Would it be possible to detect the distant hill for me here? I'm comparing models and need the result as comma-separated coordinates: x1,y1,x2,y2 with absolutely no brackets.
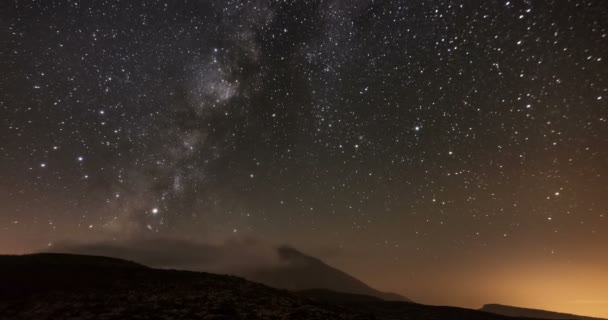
244,246,410,302
298,289,539,320
0,253,551,320
481,304,607,320
0,252,144,269
52,240,410,302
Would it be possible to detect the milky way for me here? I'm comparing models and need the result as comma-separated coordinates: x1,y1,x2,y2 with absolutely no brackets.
2,0,608,316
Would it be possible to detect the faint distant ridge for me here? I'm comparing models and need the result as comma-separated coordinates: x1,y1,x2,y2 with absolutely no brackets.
245,245,411,302
481,304,607,320
0,252,145,269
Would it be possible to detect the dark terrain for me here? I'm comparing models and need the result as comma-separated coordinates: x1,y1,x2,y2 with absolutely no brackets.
245,246,409,302
0,253,361,320
0,253,598,320
481,304,606,320
53,240,409,302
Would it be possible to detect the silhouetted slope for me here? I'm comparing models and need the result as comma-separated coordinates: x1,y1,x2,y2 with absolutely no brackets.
298,289,539,320
246,246,410,302
298,288,385,303
481,304,606,320
0,252,145,269
1,253,555,320
0,253,362,320
53,240,410,302
0,253,147,298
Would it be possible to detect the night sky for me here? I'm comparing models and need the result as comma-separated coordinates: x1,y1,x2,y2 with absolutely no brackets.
2,0,608,317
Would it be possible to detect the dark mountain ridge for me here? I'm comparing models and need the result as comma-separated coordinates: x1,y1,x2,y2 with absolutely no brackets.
481,304,606,320
0,253,553,320
0,253,360,320
52,240,409,302
245,246,410,302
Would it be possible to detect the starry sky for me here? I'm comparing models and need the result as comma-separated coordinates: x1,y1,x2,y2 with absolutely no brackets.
2,0,608,317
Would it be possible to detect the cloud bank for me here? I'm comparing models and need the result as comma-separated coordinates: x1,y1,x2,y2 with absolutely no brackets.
49,236,284,275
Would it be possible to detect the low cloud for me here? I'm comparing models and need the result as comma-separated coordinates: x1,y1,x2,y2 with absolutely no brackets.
48,236,284,275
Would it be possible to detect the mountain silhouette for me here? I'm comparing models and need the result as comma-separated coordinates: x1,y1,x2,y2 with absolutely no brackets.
51,239,410,302
481,304,606,320
0,253,361,319
245,246,410,302
0,253,559,320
